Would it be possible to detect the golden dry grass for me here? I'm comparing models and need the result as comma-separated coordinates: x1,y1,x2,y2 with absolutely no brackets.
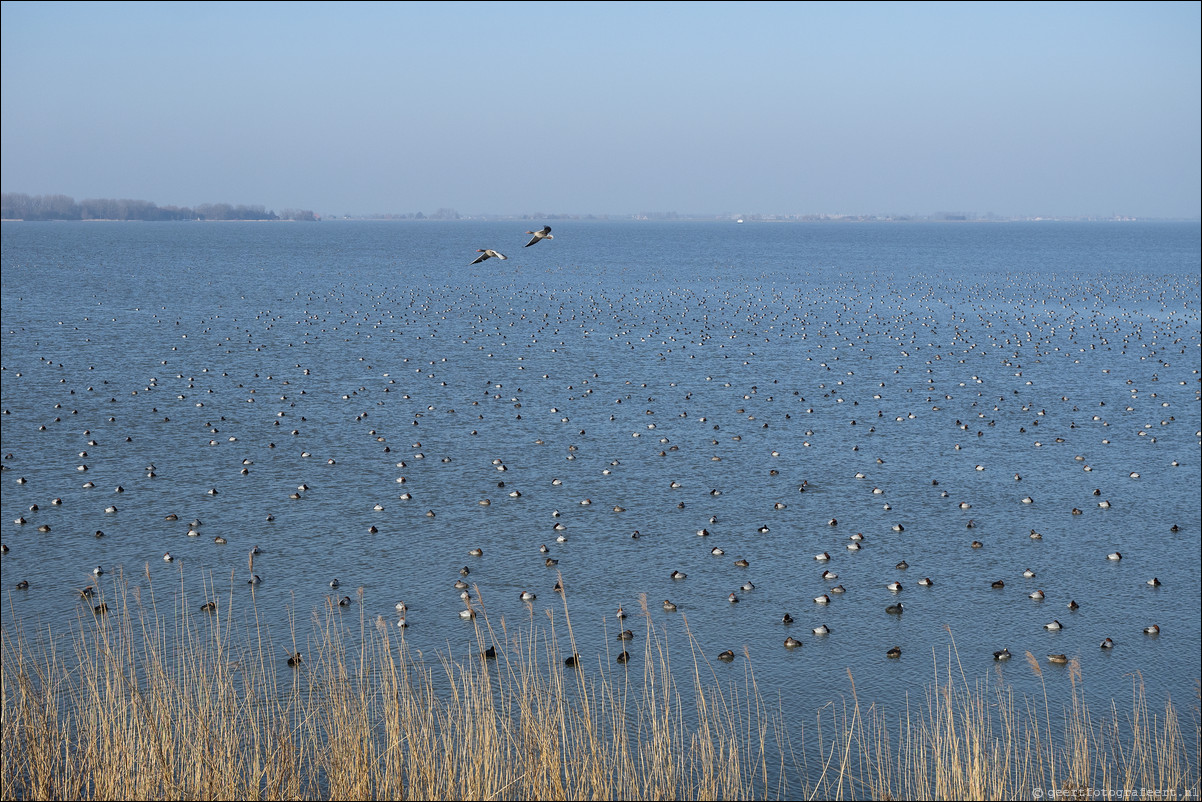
2,576,1198,800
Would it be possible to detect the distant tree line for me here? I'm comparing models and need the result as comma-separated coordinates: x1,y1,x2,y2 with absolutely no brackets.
348,208,461,220
1,193,317,222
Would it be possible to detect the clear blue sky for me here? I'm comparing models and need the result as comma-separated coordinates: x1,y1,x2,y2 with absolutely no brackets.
3,1,1199,218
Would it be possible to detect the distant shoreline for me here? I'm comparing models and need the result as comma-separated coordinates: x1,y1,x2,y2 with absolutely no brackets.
4,216,1195,224
0,218,312,222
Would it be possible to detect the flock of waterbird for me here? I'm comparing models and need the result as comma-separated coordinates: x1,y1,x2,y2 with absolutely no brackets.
2,221,1198,674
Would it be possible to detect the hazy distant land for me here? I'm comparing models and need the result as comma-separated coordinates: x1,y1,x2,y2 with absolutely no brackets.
1,192,1164,223
1,193,317,222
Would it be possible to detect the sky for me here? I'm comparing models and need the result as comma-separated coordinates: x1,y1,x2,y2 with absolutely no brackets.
2,1,1199,219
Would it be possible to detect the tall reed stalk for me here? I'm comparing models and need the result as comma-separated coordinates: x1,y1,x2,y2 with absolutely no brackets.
2,575,1198,800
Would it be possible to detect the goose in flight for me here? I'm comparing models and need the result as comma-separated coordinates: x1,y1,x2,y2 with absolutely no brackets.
524,226,553,247
470,249,507,265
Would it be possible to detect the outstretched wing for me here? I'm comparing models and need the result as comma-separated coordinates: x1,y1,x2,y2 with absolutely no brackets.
470,252,488,264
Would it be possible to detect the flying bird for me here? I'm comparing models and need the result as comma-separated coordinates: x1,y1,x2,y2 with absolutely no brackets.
470,249,507,265
524,226,553,247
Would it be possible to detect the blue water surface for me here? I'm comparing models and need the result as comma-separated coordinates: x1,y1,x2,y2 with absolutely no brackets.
2,219,1199,731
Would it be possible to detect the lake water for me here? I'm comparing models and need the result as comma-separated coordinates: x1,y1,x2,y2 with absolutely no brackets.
2,220,1199,727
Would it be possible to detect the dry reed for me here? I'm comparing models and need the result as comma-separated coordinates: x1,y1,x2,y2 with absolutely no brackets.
2,574,1198,800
